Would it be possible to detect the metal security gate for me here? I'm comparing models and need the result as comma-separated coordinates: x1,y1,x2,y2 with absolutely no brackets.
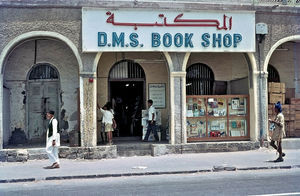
186,63,215,95
109,60,145,79
27,64,59,142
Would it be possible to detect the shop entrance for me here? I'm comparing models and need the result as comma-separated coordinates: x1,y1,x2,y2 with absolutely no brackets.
110,81,144,137
108,60,146,137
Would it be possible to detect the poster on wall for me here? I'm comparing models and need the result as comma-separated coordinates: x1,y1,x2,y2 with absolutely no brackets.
149,83,166,108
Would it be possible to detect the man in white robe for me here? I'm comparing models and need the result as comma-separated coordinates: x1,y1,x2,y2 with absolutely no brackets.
45,111,60,169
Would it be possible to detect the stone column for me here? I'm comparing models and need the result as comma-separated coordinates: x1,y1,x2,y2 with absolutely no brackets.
170,71,187,144
79,72,97,147
257,71,269,143
165,52,190,145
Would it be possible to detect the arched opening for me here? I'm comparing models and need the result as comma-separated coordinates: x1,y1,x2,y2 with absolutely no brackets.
266,39,300,138
27,63,60,144
108,59,146,137
185,53,250,141
186,63,215,95
97,52,169,145
2,35,80,148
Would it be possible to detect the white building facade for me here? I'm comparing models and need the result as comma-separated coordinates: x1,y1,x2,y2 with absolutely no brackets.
0,0,299,151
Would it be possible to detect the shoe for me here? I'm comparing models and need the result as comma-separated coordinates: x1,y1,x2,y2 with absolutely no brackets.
282,153,286,157
142,140,148,142
274,157,284,162
43,165,53,169
51,163,60,169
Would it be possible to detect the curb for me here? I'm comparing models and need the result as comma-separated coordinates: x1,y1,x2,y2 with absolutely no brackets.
1,165,300,184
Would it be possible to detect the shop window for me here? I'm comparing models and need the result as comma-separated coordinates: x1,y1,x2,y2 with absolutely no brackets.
268,64,280,83
186,63,214,95
186,95,249,141
29,63,58,80
109,60,145,80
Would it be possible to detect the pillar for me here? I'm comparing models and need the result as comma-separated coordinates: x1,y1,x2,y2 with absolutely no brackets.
257,70,269,143
170,71,187,144
165,52,190,145
79,72,97,147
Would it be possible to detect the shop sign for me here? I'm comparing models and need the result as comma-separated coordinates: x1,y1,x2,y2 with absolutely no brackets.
82,8,255,52
148,83,166,108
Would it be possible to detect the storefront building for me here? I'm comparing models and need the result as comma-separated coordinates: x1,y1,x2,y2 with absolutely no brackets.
0,0,299,153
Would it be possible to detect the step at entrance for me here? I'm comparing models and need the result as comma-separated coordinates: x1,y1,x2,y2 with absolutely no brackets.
28,148,48,160
117,143,152,157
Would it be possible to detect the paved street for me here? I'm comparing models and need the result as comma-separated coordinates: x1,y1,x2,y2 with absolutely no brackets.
1,169,300,196
0,148,300,183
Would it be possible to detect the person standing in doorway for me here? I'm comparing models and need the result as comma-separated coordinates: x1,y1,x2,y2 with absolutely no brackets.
143,99,159,142
97,104,108,144
99,102,116,145
269,101,286,162
45,111,60,169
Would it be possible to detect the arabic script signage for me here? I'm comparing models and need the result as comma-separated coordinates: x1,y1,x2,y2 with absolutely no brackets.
149,83,166,108
82,8,255,52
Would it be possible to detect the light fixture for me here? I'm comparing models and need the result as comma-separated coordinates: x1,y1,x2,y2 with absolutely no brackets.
125,83,129,87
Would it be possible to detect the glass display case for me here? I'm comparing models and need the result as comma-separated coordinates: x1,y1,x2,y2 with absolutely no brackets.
186,95,249,141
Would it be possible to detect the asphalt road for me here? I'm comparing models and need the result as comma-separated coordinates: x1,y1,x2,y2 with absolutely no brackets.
1,169,300,196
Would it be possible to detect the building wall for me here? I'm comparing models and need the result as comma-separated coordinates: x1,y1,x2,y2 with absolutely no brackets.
0,8,81,56
97,52,169,130
3,87,10,145
4,39,79,139
269,42,300,89
188,53,249,94
0,1,299,147
188,53,249,81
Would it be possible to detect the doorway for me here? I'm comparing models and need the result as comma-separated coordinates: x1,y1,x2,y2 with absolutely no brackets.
110,81,144,137
27,63,60,143
108,60,146,137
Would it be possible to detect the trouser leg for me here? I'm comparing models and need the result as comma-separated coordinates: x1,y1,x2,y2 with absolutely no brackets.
151,122,159,141
46,146,56,164
144,123,152,141
46,145,59,164
144,122,159,141
277,141,283,157
270,140,277,150
100,132,106,143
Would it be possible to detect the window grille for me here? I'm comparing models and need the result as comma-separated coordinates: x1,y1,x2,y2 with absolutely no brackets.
186,63,214,95
29,63,58,80
109,60,145,79
268,64,280,83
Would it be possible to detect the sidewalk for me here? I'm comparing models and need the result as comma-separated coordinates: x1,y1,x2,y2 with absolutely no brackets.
1,148,300,183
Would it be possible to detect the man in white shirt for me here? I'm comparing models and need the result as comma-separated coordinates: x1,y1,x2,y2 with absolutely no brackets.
143,99,159,142
45,110,60,169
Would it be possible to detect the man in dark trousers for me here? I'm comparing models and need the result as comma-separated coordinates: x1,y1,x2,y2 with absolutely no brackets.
45,110,60,169
143,99,159,142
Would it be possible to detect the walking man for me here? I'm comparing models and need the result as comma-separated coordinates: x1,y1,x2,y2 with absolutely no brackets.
269,101,286,162
143,99,159,142
45,110,60,169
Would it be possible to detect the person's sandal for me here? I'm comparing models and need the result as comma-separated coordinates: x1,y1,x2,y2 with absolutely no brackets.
51,163,60,169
